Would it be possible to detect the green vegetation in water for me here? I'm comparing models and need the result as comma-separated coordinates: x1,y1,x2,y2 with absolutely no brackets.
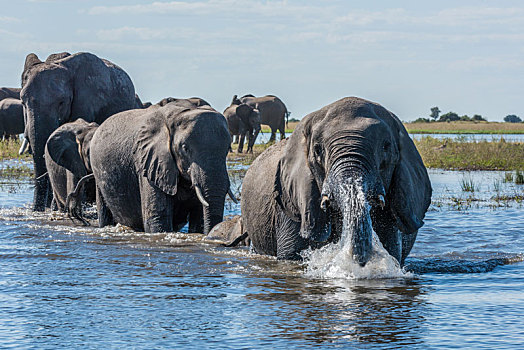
0,164,34,179
0,139,31,161
414,137,524,171
460,174,477,192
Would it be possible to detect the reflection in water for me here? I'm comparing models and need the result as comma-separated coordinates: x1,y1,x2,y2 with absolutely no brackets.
243,265,428,347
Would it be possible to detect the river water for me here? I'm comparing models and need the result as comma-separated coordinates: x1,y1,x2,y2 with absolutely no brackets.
0,160,523,349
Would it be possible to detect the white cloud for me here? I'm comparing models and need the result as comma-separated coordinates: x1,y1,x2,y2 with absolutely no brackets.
0,16,20,23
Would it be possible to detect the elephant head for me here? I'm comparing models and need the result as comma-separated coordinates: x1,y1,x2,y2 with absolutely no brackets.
45,118,98,177
134,101,232,234
274,97,431,266
21,54,74,210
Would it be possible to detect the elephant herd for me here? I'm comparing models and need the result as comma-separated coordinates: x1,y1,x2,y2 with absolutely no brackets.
3,51,432,268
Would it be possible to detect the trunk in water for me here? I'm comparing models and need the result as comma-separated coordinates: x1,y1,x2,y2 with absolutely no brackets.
332,177,373,267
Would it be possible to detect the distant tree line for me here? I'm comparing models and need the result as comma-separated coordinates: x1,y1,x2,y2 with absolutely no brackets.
413,106,523,123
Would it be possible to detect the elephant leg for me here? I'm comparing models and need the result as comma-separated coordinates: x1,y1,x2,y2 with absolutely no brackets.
276,212,307,260
237,134,245,153
139,176,174,233
401,231,418,266
371,207,402,264
268,128,276,143
279,120,286,140
188,206,203,233
96,185,114,228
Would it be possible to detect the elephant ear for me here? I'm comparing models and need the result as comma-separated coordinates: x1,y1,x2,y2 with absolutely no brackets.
21,53,43,87
274,120,329,241
134,111,178,196
235,104,253,125
46,126,88,178
390,120,432,234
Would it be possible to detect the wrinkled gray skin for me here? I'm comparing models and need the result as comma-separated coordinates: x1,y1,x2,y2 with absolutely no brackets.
44,119,98,214
0,98,24,140
0,87,21,100
90,100,232,234
240,94,288,142
20,52,141,211
223,95,261,153
206,215,249,246
242,97,432,266
157,97,210,108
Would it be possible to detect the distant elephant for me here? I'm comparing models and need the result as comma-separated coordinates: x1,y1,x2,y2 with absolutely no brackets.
240,94,288,142
90,99,234,234
44,119,98,222
0,98,24,140
20,51,141,211
0,87,21,101
223,95,261,153
241,97,432,266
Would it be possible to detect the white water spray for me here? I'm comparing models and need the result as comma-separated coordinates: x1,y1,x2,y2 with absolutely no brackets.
303,178,411,279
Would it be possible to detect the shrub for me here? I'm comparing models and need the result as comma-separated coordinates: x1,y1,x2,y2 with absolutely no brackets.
439,112,460,122
504,115,522,123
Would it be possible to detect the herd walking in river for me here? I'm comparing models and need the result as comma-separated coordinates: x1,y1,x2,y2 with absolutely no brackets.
2,51,431,267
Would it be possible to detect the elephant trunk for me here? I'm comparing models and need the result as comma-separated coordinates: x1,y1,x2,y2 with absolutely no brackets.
323,158,385,267
27,112,57,211
190,161,228,234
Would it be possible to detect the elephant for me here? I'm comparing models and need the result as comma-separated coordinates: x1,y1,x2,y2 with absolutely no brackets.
239,94,288,142
89,99,234,234
44,119,98,222
0,87,21,101
223,95,261,153
20,51,141,211
0,98,24,140
241,97,432,266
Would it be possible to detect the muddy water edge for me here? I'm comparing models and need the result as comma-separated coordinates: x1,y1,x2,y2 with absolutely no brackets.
0,159,523,349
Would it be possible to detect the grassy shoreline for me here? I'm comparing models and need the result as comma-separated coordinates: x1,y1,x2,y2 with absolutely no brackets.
404,121,524,134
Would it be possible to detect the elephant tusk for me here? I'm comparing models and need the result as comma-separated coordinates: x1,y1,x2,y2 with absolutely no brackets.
195,185,209,207
378,194,386,209
19,138,29,155
320,195,330,211
228,188,239,204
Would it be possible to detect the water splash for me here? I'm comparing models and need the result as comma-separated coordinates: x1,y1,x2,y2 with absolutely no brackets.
303,178,410,280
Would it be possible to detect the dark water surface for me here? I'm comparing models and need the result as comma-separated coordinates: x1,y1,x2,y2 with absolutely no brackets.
1,161,523,349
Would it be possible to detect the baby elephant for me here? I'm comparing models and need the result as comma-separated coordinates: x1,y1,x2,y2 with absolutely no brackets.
0,98,24,140
90,99,234,234
45,119,98,224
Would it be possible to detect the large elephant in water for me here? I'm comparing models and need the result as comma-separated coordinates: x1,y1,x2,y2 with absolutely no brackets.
90,99,234,234
20,52,141,211
241,97,432,266
0,98,24,140
240,94,288,142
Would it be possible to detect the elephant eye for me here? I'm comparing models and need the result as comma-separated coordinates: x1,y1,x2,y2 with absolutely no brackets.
313,144,323,162
383,141,391,152
181,144,189,153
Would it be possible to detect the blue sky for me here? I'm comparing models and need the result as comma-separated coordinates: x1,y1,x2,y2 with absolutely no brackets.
1,0,523,121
